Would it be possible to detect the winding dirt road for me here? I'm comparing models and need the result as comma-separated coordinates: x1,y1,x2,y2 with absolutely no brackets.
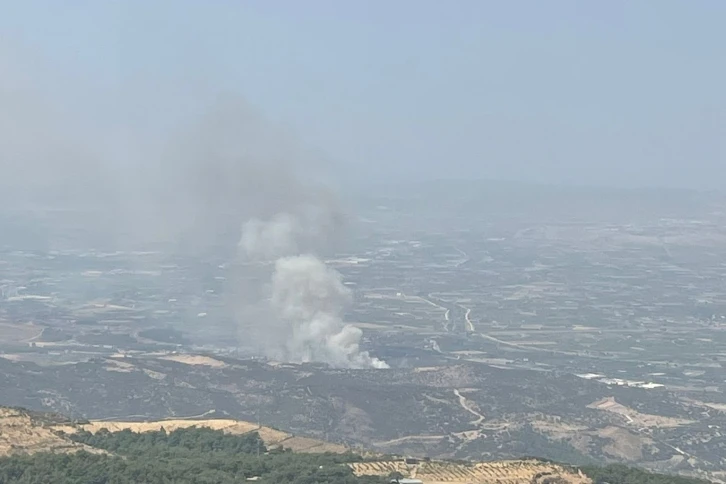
454,389,484,426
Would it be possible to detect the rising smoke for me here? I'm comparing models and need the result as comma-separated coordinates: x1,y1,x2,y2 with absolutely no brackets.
239,216,388,369
1,42,386,369
160,100,387,368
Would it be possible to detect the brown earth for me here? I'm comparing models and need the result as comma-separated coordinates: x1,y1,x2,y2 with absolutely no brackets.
0,408,101,456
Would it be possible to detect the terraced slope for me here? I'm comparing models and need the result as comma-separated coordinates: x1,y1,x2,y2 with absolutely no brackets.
351,459,591,484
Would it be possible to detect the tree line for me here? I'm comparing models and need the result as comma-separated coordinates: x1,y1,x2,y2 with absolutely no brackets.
0,426,383,484
0,426,714,484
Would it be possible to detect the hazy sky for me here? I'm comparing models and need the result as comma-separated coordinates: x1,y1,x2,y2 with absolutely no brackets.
2,0,725,189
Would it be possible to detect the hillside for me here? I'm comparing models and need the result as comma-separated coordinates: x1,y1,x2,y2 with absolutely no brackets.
0,406,715,484
1,355,724,481
0,407,345,456
0,407,587,483
0,407,100,456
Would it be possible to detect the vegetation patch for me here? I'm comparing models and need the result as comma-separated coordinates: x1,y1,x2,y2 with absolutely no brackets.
0,426,384,484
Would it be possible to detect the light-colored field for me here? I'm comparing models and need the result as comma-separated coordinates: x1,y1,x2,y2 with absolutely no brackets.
373,435,448,447
104,358,136,372
72,301,136,317
142,368,166,380
351,322,391,330
507,340,558,346
461,357,514,366
701,402,726,412
0,321,43,343
70,418,257,435
357,293,447,332
157,354,229,368
587,397,694,428
414,366,442,372
0,354,23,362
683,398,726,413
351,459,591,484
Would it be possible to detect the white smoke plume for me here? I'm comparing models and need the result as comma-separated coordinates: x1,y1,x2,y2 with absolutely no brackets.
1,43,385,369
238,215,388,369
270,255,388,369
240,214,302,261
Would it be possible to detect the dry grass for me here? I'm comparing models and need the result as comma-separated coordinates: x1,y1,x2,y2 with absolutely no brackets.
74,419,257,435
0,408,102,457
157,354,229,368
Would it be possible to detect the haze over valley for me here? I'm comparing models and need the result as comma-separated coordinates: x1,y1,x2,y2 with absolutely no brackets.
1,2,725,483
